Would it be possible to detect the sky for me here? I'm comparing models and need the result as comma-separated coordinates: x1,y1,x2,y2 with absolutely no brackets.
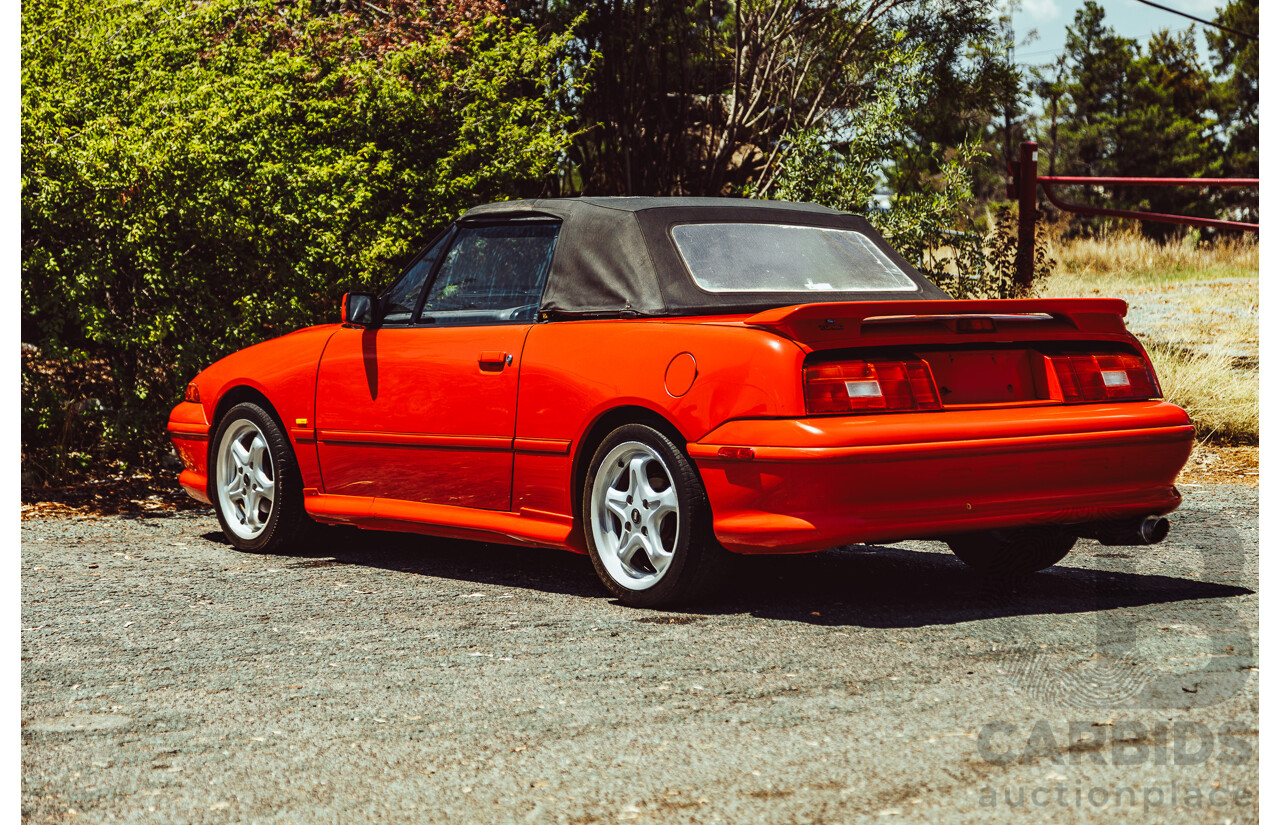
1008,0,1227,71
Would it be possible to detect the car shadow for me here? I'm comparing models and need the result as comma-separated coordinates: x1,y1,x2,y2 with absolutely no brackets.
712,546,1253,628
201,526,606,598
198,528,1253,629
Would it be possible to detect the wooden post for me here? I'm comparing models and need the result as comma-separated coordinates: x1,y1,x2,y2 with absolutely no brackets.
1015,141,1038,293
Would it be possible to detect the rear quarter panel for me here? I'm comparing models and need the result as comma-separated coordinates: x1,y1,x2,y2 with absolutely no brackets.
513,319,805,522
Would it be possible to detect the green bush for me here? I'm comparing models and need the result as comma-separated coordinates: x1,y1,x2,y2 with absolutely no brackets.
22,0,579,482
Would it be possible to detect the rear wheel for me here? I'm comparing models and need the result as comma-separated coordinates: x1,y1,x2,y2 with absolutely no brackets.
211,402,311,554
583,423,725,607
947,526,1076,576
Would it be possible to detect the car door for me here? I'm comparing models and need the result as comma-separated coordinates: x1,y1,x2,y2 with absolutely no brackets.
315,218,560,510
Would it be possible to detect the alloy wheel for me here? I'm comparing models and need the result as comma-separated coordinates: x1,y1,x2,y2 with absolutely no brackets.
589,440,681,591
216,419,276,541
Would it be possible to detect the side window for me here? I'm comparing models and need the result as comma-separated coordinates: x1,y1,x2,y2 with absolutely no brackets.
380,228,451,324
418,221,559,326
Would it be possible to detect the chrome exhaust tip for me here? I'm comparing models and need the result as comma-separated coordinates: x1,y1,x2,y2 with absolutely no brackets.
1137,515,1170,545
1089,515,1170,546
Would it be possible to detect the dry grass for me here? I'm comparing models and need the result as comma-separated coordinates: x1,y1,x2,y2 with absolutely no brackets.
1048,229,1258,282
1037,230,1259,447
1147,338,1259,445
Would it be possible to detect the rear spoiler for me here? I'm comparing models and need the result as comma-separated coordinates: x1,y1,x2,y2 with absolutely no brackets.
743,299,1129,338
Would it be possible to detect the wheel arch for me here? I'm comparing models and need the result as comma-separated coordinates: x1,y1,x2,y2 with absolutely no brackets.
570,405,687,526
206,385,287,499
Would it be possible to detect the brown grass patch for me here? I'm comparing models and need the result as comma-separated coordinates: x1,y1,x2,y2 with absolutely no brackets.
1177,444,1258,486
20,473,208,520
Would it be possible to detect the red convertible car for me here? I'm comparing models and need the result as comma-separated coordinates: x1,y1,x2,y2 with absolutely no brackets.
169,198,1193,606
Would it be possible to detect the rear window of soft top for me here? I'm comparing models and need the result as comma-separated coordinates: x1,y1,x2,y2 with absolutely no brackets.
670,222,918,294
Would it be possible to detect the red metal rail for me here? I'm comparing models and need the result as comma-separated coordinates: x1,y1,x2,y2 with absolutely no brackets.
1008,141,1259,290
1036,176,1257,186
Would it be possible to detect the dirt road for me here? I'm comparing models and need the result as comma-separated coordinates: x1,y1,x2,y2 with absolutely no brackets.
22,484,1258,824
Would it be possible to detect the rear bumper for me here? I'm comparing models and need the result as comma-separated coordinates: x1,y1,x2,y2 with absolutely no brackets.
687,401,1194,553
168,401,212,505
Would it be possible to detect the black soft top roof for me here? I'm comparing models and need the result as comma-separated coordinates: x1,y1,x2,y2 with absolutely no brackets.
459,197,948,317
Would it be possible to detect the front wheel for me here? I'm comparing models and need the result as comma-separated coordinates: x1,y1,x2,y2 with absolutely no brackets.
211,401,311,554
583,423,725,607
947,526,1077,576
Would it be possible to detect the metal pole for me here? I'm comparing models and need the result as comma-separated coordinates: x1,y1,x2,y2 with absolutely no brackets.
1015,141,1038,293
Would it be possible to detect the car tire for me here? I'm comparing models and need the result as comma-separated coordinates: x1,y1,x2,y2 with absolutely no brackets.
947,526,1077,576
583,423,726,607
210,401,312,554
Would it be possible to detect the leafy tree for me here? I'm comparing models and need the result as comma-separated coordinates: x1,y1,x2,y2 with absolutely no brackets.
1207,0,1257,220
887,0,1024,203
1114,27,1219,220
1207,0,1258,176
520,0,733,196
1032,2,1220,235
1029,53,1069,176
508,0,1026,292
1054,2,1140,178
764,46,1047,299
512,0,1016,198
22,0,579,480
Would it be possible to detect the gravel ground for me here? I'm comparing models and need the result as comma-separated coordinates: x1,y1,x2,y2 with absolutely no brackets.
22,484,1257,824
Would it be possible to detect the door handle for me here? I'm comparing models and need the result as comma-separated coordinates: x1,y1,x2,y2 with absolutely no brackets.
478,351,513,368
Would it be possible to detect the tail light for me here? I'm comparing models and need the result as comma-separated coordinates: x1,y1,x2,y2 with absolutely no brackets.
1049,353,1158,402
804,359,941,414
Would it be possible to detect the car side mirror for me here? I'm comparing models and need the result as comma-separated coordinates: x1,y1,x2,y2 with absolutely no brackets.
341,292,378,326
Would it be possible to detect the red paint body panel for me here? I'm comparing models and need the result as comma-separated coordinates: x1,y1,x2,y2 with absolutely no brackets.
303,492,573,547
689,402,1192,552
743,299,1131,344
167,400,212,504
168,323,339,501
314,324,531,509
170,297,1193,555
510,320,806,523
517,320,807,440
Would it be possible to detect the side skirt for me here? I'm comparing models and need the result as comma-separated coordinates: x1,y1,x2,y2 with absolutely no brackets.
302,492,577,551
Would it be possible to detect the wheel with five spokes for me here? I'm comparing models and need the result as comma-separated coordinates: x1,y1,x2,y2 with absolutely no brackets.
583,423,726,607
211,401,310,553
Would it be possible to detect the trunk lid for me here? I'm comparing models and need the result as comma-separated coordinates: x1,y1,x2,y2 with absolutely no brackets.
743,299,1152,409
